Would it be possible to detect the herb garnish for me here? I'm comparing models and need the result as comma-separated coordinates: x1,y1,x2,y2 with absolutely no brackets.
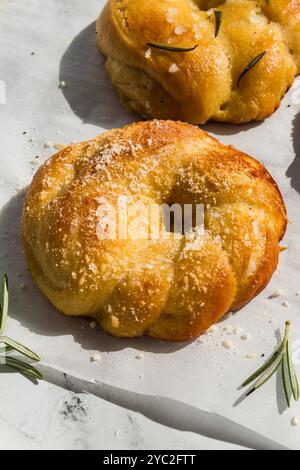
214,11,222,37
242,321,299,407
238,51,266,87
147,43,198,52
0,274,42,380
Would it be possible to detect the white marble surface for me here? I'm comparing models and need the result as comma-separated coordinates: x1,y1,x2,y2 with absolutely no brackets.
0,0,299,450
0,371,247,450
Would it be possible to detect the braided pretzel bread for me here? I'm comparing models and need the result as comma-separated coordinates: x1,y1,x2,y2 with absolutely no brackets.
22,121,287,341
96,0,300,124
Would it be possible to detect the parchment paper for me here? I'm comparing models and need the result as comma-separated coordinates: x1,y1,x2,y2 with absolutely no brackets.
0,0,300,449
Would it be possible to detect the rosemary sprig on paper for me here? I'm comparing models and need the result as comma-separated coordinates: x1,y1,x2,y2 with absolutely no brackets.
242,321,299,407
147,43,198,52
238,51,266,87
0,274,43,380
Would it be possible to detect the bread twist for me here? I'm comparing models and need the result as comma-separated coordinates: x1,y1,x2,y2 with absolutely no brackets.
97,0,300,124
22,121,287,340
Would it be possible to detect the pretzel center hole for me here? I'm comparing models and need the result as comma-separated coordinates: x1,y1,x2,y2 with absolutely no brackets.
163,202,204,236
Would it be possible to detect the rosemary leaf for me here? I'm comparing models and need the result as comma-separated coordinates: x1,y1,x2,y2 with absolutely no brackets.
147,43,198,52
0,344,13,354
0,274,8,335
238,51,266,87
282,352,291,408
0,274,42,381
4,356,43,380
214,11,222,38
0,336,40,362
287,340,300,401
242,344,284,387
246,349,284,396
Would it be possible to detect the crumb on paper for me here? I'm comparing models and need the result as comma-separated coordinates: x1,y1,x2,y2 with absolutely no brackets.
291,416,299,427
135,352,145,360
222,340,234,350
207,325,218,335
241,334,251,341
90,352,101,362
233,327,242,335
268,289,284,299
246,353,257,359
30,156,42,167
222,325,232,332
44,141,53,149
282,301,290,308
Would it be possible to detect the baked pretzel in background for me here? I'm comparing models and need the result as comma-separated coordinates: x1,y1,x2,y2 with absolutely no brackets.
97,0,300,124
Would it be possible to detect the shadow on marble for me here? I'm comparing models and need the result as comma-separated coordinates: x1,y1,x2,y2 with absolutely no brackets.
0,365,39,385
59,22,136,130
202,119,262,137
286,112,300,194
0,189,188,355
42,364,285,450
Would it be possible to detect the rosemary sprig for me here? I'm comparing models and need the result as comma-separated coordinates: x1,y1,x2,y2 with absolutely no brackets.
282,353,291,407
5,357,43,380
1,336,40,361
242,321,299,407
0,344,13,354
214,11,222,38
147,43,198,53
287,340,300,400
238,51,266,87
0,274,42,380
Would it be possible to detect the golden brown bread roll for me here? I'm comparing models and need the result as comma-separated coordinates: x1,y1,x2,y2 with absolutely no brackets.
22,120,287,341
96,0,300,124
